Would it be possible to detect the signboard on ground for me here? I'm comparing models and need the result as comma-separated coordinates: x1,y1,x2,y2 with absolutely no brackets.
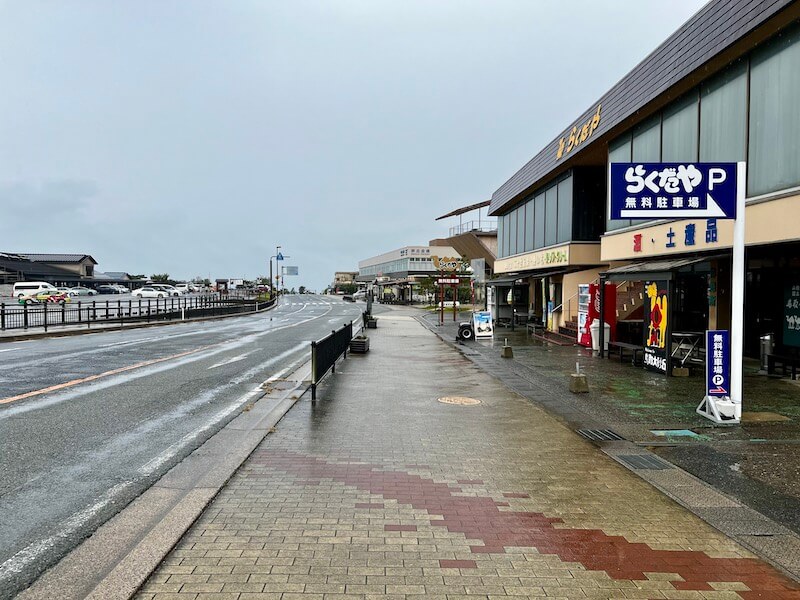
706,330,731,397
783,281,800,347
642,280,669,373
610,163,738,219
473,311,493,338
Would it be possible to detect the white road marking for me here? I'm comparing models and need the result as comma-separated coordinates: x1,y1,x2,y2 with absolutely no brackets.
0,346,311,583
138,344,308,476
0,348,20,353
0,480,135,581
207,352,254,370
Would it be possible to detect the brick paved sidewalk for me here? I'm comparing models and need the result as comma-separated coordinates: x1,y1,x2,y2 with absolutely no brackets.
136,311,800,600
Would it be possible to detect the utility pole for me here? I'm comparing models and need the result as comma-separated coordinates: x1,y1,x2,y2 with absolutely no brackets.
270,245,282,303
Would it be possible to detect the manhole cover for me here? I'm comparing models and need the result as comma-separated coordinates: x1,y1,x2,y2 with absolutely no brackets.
438,396,481,406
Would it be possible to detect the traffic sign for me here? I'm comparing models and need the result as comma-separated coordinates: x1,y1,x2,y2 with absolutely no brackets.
610,162,739,220
436,278,460,285
276,252,284,261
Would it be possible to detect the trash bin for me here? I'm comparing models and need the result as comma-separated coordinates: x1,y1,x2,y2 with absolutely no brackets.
590,320,611,352
760,333,774,371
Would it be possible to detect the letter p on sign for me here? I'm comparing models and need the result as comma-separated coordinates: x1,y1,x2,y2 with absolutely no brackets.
708,168,727,190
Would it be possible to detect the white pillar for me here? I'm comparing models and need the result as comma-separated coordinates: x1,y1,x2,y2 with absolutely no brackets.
730,161,747,420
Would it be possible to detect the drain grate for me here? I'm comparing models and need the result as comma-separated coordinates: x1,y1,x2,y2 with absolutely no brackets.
577,429,625,442
617,454,674,470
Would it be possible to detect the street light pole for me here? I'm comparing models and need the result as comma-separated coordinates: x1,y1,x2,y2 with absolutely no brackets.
270,245,281,304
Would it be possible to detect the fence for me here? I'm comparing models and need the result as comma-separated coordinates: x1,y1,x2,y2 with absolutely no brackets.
310,321,353,400
0,295,276,333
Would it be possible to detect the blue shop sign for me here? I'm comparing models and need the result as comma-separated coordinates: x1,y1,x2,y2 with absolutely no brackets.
610,163,738,220
706,330,731,397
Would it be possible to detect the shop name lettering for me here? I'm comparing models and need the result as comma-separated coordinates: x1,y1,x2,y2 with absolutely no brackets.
633,219,718,252
556,105,601,160
643,350,667,372
432,256,465,272
504,249,569,269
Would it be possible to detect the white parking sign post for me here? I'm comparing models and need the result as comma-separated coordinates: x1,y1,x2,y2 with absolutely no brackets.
610,161,745,424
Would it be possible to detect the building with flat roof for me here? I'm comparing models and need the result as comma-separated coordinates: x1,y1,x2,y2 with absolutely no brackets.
489,0,800,361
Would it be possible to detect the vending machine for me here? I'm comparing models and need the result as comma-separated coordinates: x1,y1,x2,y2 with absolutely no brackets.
578,283,617,347
577,284,591,346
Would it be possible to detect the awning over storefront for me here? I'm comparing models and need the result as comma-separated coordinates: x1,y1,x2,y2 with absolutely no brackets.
602,255,725,282
488,267,571,286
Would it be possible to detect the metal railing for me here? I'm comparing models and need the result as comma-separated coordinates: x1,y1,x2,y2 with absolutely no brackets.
0,295,276,333
310,321,354,400
448,220,497,237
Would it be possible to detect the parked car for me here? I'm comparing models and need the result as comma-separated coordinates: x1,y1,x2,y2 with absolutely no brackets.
152,284,181,296
175,283,198,293
342,295,355,302
68,286,97,296
18,290,71,305
96,285,122,294
111,284,130,293
12,282,58,299
132,286,167,298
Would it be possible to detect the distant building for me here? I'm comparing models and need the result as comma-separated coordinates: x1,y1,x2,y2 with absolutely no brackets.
357,244,462,303
333,271,358,285
17,253,97,278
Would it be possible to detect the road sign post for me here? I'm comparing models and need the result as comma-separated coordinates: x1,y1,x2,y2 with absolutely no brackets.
610,162,744,424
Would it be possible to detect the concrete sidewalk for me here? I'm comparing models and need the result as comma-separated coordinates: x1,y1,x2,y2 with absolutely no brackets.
135,309,800,599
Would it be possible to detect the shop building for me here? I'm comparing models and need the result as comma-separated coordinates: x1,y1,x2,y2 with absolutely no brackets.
489,0,800,364
432,200,497,307
357,244,462,304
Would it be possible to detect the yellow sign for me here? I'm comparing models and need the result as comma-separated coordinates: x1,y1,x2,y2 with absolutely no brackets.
557,104,602,160
432,255,466,272
494,245,570,273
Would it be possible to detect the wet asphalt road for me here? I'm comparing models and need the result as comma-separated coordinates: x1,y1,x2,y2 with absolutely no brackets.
0,295,362,598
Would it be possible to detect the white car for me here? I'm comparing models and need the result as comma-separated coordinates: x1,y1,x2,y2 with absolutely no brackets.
132,286,167,298
112,284,130,293
175,283,197,293
151,284,182,296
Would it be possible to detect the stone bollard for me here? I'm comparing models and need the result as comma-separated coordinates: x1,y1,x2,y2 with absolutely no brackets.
501,338,513,358
569,362,589,393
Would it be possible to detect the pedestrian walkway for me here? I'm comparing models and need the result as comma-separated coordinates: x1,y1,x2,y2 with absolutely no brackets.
136,310,800,599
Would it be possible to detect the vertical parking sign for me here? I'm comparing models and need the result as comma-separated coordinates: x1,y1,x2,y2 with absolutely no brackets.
706,330,731,397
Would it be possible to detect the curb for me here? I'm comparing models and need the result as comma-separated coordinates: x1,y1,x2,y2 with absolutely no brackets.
17,361,311,600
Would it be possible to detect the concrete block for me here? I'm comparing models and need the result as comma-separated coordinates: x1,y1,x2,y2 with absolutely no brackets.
569,373,589,393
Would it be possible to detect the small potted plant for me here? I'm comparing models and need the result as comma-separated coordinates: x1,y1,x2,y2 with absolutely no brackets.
349,335,370,353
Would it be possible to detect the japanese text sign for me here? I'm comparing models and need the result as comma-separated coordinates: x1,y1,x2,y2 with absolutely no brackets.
705,330,731,397
784,282,800,347
610,163,738,220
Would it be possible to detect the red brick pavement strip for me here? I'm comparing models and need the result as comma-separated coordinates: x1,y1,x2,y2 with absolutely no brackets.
253,449,800,599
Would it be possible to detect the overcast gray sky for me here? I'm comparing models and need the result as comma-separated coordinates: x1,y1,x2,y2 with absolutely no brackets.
0,0,707,290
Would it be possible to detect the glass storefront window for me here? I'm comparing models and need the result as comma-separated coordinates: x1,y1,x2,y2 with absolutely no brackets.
524,196,535,252
700,61,746,162
517,205,525,254
497,215,504,258
749,25,800,196
632,116,661,161
545,186,558,247
557,176,572,243
661,92,698,161
534,192,545,249
607,134,632,231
